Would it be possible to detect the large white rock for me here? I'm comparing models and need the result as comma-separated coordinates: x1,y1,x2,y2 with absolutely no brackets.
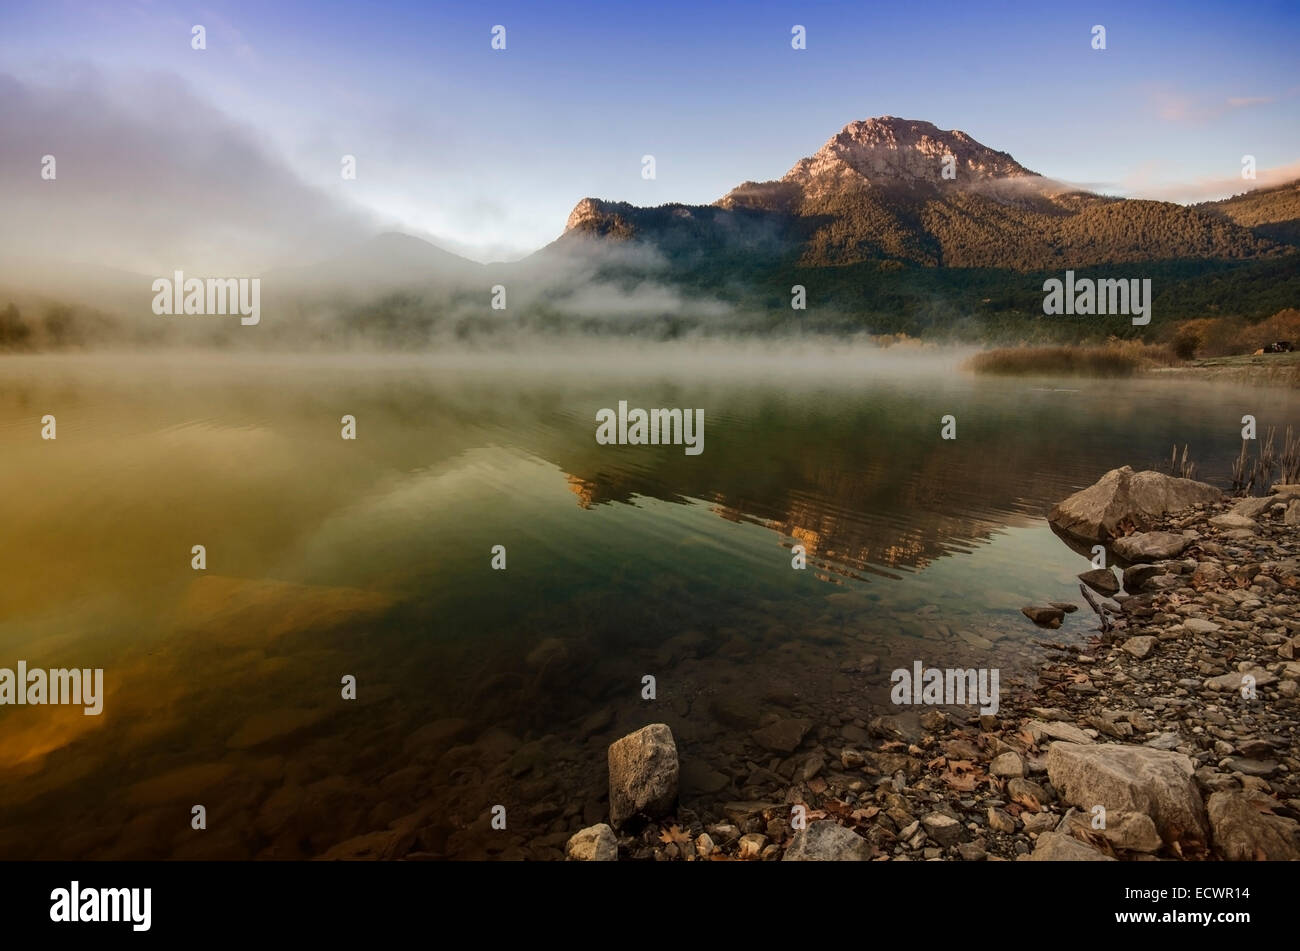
1046,742,1208,844
1049,466,1220,543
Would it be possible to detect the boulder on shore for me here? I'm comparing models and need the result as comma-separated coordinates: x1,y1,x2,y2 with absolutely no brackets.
1206,790,1300,861
1046,742,1208,844
608,724,679,828
1049,466,1220,543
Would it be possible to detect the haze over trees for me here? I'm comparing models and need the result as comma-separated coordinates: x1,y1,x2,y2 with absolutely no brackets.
3,118,1297,352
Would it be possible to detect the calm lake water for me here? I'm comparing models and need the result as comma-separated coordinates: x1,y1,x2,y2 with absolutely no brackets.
1,346,1297,859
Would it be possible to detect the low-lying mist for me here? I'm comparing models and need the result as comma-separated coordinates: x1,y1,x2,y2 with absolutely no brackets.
0,231,949,352
0,337,973,384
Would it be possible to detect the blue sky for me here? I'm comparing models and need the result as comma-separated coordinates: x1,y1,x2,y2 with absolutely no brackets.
2,0,1298,263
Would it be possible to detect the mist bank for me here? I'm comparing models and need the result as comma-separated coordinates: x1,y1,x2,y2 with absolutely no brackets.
2,267,1299,356
1,229,1298,354
0,339,972,384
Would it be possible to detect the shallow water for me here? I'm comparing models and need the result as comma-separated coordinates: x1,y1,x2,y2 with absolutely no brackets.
1,348,1296,859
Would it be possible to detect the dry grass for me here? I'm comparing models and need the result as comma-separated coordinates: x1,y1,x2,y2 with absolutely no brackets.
1284,426,1300,485
1166,444,1197,480
967,340,1177,377
1231,425,1300,496
1174,309,1300,358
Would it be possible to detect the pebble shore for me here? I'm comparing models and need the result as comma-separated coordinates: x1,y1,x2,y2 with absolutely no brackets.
569,483,1300,861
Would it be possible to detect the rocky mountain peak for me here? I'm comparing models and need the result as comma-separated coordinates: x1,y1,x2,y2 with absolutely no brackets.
783,116,1038,190
563,197,640,238
565,198,606,231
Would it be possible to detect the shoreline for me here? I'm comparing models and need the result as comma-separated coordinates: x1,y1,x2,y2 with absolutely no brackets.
578,479,1300,862
1148,355,1300,387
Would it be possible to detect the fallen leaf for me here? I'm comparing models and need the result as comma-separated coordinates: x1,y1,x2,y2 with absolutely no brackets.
658,824,692,847
1072,829,1115,857
1012,792,1042,813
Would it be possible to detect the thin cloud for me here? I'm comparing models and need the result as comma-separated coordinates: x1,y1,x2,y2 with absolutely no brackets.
1118,160,1300,203
1226,96,1274,108
1148,85,1278,123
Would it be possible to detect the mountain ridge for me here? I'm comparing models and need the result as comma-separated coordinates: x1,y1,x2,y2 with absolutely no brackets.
556,116,1293,271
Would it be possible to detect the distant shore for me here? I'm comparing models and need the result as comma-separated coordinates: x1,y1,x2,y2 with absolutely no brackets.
1151,352,1300,387
969,345,1300,386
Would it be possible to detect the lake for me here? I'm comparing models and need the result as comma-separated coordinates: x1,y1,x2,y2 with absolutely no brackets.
1,345,1296,859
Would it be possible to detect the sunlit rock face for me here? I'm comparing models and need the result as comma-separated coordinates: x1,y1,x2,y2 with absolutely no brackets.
781,116,1037,192
563,198,637,239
